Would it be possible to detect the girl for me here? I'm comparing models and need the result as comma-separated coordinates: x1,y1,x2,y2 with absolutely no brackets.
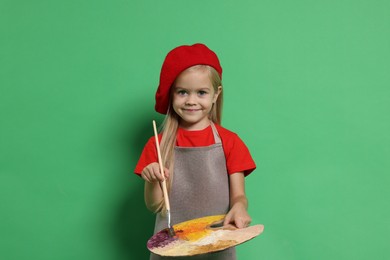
134,43,256,259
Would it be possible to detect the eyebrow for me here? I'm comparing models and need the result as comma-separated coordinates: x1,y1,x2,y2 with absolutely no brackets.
174,86,211,91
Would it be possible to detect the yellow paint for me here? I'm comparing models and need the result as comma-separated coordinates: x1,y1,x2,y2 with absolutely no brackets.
173,215,225,241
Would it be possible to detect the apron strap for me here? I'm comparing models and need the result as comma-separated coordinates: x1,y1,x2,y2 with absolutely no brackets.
210,122,222,144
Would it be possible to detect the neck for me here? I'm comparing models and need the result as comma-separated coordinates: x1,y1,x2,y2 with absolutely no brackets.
179,120,211,131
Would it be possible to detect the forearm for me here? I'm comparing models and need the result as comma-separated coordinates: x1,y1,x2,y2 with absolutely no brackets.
229,172,248,210
230,194,248,210
144,181,164,213
223,172,252,228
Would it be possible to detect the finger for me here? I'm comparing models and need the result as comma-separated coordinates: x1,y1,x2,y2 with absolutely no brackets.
149,164,163,182
141,171,151,183
223,215,232,226
154,168,165,182
239,218,251,228
163,167,170,179
146,169,156,183
147,167,160,183
236,218,245,229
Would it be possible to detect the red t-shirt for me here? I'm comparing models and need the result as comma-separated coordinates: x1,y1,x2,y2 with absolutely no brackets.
134,124,256,176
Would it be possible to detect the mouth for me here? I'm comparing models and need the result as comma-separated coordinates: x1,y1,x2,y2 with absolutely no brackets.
182,109,201,112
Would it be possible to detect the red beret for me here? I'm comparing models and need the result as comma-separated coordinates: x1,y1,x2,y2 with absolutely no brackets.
155,43,223,114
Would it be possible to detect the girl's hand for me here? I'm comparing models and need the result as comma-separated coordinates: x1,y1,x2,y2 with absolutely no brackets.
141,162,169,183
223,203,252,229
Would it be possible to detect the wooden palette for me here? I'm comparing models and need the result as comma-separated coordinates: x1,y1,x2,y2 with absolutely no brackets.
147,215,264,257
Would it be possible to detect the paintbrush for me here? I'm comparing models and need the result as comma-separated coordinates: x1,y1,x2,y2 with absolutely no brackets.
153,120,176,237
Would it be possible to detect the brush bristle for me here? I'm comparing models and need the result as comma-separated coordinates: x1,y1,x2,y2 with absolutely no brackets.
168,227,176,237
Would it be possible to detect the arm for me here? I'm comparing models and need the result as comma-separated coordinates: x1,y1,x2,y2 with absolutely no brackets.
223,172,252,228
141,162,169,213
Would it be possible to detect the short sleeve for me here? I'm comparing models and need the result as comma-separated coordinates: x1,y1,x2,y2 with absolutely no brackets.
134,136,158,176
216,125,256,176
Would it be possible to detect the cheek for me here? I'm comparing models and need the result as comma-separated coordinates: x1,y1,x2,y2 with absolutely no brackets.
209,95,217,104
172,95,182,105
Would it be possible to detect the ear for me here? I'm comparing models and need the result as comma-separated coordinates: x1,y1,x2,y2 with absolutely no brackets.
213,86,222,103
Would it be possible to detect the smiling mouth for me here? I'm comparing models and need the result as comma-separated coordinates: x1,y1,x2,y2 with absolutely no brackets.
183,109,201,112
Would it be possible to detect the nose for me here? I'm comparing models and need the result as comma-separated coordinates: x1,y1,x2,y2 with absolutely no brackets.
185,94,196,106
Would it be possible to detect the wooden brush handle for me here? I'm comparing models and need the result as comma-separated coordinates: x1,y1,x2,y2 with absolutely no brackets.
152,120,171,211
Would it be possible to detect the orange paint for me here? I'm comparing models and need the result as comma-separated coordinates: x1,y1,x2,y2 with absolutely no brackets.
173,215,224,241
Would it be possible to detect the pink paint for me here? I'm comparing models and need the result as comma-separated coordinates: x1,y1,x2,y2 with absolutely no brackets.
147,228,177,249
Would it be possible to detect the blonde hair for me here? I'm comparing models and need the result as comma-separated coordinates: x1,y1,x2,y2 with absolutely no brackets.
155,65,223,213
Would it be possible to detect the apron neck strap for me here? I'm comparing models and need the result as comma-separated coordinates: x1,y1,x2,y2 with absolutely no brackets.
210,122,222,144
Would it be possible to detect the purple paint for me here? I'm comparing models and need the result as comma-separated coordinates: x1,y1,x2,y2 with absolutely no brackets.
147,228,178,249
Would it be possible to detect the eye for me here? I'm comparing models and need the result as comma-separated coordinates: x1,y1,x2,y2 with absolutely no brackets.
198,90,208,96
176,90,188,96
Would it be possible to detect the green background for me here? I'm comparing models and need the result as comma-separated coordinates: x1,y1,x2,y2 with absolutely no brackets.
1,0,389,259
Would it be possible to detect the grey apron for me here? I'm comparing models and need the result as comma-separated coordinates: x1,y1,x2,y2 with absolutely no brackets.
150,123,236,260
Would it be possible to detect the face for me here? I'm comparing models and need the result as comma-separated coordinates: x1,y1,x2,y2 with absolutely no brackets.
172,68,221,130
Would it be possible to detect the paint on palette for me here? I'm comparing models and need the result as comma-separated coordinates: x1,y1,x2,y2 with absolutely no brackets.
147,228,177,249
147,215,264,257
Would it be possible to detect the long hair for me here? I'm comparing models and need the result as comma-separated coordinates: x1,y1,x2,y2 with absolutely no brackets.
155,65,223,213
